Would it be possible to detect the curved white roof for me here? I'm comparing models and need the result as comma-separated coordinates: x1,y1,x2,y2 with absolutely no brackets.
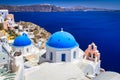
93,71,120,80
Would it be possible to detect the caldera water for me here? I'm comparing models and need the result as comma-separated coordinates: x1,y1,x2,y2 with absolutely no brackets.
11,11,120,73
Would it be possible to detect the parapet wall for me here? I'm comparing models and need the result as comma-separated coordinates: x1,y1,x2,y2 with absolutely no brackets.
14,64,24,80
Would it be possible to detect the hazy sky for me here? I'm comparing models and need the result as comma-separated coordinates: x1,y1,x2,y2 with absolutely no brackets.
0,0,120,9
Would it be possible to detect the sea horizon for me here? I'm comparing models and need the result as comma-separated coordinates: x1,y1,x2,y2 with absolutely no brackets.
0,0,120,10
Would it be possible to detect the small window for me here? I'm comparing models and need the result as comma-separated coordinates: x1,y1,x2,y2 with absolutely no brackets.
27,48,29,52
3,57,5,60
61,53,66,61
73,51,76,59
50,52,53,60
91,45,94,50
14,52,22,56
87,73,88,75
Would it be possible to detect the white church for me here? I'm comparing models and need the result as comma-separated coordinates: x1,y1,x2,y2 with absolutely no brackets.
46,29,80,62
10,29,101,78
45,29,101,76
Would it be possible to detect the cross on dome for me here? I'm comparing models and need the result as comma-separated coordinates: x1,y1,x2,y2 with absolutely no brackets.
61,28,64,32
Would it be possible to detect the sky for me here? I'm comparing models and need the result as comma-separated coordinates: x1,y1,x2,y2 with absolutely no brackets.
0,0,120,9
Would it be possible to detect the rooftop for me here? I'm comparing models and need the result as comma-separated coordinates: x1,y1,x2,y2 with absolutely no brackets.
24,63,90,80
46,31,79,49
13,34,32,47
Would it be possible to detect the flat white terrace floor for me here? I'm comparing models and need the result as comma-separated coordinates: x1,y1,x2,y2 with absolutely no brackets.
24,62,90,80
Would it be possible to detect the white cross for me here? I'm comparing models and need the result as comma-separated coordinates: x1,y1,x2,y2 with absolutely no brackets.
61,28,63,32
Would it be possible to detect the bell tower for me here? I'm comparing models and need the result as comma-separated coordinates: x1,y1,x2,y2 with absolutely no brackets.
83,42,100,62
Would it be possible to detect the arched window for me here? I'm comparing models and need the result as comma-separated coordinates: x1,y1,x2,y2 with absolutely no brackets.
91,45,94,50
73,51,76,59
50,52,53,60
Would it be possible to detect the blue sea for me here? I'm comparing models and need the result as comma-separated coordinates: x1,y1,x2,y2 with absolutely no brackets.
11,11,120,73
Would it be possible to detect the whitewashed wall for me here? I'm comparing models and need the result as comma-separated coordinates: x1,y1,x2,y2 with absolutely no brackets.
0,17,4,23
13,45,32,56
0,10,8,19
14,64,24,80
46,46,80,62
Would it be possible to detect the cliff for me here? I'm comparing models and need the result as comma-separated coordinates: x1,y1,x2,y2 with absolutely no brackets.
17,21,51,48
0,4,113,12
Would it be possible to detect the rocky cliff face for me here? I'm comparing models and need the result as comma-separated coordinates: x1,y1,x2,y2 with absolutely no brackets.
17,21,51,48
0,4,112,12
0,4,66,12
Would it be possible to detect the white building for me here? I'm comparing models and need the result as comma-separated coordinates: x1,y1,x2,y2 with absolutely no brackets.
45,30,102,78
0,37,9,65
0,44,8,65
12,33,33,56
0,10,8,19
0,16,4,23
0,9,16,29
7,17,15,27
46,30,80,62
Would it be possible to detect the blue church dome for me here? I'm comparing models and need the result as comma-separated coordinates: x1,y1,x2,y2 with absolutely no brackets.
13,34,32,47
46,31,79,48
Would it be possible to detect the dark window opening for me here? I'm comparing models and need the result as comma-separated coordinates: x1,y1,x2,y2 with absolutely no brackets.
93,54,95,58
89,53,91,57
14,52,22,56
27,48,29,52
14,27,18,29
3,57,5,59
91,45,94,50
87,73,88,75
73,51,76,58
50,52,53,60
61,54,66,61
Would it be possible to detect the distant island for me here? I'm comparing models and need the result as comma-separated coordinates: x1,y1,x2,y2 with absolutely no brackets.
0,4,118,12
